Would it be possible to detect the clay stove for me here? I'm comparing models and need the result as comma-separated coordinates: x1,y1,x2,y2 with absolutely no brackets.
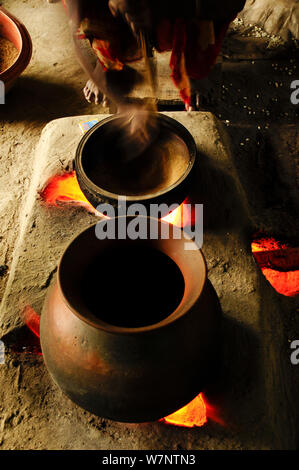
0,112,297,449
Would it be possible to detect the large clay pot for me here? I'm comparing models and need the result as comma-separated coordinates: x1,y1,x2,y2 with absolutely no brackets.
0,7,32,93
40,217,221,423
75,114,197,217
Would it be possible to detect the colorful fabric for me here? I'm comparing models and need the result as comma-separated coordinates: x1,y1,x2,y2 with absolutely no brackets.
64,1,233,107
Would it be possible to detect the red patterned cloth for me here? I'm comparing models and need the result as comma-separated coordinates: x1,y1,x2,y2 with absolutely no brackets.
63,1,233,107
167,19,232,106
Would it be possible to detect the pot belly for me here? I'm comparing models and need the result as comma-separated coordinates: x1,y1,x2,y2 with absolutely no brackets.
40,279,221,423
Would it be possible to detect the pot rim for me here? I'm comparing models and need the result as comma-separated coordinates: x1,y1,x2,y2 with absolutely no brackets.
56,216,207,335
75,113,197,203
0,7,32,80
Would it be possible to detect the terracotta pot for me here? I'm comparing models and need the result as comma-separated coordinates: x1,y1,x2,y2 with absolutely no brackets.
40,217,221,422
75,114,197,217
0,7,32,93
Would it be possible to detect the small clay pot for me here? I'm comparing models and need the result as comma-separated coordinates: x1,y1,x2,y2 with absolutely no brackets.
40,217,222,423
0,7,32,93
75,114,197,217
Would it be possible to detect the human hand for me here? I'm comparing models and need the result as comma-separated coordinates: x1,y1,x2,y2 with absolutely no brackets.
108,0,152,35
117,105,158,162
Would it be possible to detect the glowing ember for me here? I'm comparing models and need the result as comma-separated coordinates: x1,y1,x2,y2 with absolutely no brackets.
251,235,299,297
251,237,288,253
40,172,192,227
12,305,43,355
161,393,207,428
21,305,41,338
163,199,193,228
40,171,95,212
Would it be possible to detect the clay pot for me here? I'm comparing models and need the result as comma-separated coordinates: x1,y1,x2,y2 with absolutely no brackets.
75,114,197,217
0,7,32,93
40,217,221,423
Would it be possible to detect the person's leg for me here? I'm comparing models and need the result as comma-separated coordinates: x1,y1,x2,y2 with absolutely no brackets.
189,60,222,111
185,17,233,111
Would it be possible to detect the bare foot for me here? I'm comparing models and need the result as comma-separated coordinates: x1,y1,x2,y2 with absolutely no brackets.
83,79,109,107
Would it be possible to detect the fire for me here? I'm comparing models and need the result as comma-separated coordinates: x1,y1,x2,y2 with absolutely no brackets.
251,237,288,253
161,393,207,428
21,305,40,338
163,199,193,228
41,172,192,227
40,171,95,212
251,235,299,297
14,305,42,355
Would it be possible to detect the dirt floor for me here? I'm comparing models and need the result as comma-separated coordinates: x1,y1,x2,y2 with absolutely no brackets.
0,0,107,302
0,0,298,450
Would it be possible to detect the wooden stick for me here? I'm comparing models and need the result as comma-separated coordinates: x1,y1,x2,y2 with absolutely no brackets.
138,31,157,111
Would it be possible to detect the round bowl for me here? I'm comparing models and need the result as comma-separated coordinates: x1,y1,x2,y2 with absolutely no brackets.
75,114,197,216
40,217,222,422
0,7,32,93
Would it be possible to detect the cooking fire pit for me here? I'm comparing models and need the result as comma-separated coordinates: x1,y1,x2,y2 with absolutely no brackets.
1,112,296,449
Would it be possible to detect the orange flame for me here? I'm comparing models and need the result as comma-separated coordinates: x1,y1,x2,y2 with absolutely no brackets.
163,199,193,228
21,305,40,338
251,236,299,297
161,393,207,428
40,172,192,227
251,237,288,253
40,171,95,212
